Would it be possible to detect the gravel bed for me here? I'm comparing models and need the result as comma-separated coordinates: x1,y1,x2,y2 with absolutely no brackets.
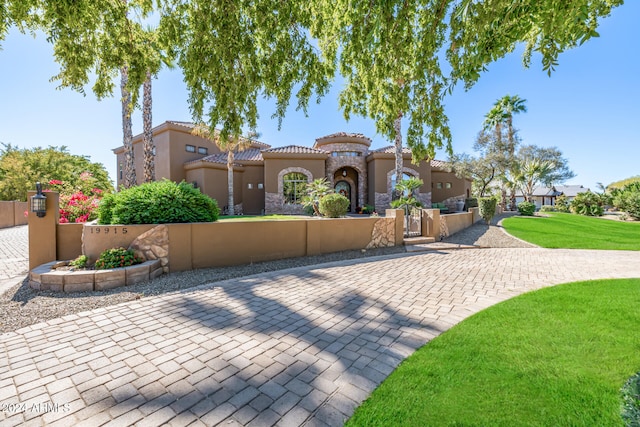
0,246,406,334
441,212,538,248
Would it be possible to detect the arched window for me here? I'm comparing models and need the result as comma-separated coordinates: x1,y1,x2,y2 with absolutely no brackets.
391,172,412,194
283,172,307,204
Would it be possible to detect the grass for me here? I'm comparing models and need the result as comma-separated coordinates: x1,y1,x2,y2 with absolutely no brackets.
217,214,308,222
501,212,640,250
347,279,640,426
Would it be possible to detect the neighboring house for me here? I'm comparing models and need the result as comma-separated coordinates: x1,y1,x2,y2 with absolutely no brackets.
114,121,472,215
515,185,590,209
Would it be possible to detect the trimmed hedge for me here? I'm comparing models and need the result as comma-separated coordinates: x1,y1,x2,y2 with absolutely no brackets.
479,197,497,225
97,180,219,225
319,193,350,218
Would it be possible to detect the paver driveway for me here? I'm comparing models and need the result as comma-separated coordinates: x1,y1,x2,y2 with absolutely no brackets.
0,225,28,287
2,247,640,426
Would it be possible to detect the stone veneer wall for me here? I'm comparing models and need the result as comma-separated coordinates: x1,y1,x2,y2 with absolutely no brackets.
265,167,313,214
365,217,396,248
326,156,367,208
376,167,429,211
129,225,170,273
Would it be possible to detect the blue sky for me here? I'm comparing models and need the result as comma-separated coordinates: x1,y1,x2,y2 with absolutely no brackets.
1,3,638,191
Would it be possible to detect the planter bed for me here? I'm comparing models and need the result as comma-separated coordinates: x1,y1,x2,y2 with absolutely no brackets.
28,259,163,292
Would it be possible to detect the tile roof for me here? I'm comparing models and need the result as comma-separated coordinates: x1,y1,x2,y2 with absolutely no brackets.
187,148,264,165
430,159,449,169
316,132,371,142
262,145,328,154
167,120,196,129
168,121,271,149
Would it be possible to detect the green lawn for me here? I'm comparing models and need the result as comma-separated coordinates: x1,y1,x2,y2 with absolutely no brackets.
347,279,640,426
501,212,640,250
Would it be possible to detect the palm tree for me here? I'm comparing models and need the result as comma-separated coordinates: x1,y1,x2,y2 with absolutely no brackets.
192,124,254,215
142,71,154,183
514,158,555,202
484,94,527,210
498,95,527,210
121,65,136,188
392,113,404,201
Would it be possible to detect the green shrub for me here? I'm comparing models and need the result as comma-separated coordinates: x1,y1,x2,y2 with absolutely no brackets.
390,196,422,210
94,248,143,270
479,197,497,225
570,191,604,216
97,192,116,225
613,184,640,220
361,204,375,214
554,195,570,213
517,201,536,216
621,372,640,426
465,198,478,209
539,205,556,213
98,179,219,224
319,193,350,218
69,255,88,269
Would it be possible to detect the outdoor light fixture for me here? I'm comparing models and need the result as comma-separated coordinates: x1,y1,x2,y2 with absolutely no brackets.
31,182,47,218
342,169,347,177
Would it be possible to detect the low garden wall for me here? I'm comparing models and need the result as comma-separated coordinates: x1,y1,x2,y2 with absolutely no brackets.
0,201,28,229
80,211,403,272
29,203,404,275
423,207,481,240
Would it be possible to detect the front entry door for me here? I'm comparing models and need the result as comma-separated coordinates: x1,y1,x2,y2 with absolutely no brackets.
335,181,351,211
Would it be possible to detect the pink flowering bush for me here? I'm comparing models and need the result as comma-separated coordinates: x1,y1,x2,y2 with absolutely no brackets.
48,174,105,223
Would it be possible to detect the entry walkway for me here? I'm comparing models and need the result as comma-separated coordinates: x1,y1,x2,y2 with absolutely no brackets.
2,247,640,426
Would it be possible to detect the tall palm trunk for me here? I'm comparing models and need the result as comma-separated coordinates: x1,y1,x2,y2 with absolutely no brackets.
227,150,235,215
142,71,155,183
393,112,403,201
121,65,136,188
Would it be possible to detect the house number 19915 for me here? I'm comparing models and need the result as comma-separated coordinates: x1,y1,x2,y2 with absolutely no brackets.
89,227,127,235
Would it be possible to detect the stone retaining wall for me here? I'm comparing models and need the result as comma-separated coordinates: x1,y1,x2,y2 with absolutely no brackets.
29,259,163,292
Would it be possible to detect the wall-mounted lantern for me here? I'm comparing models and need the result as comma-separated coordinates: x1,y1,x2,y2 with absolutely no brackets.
31,182,47,217
342,169,347,177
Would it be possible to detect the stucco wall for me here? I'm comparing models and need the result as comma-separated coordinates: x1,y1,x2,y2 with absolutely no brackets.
57,223,84,261
42,211,404,272
423,207,481,240
431,170,471,202
0,201,28,228
241,165,266,215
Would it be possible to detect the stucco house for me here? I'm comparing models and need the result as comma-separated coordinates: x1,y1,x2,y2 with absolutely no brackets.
114,121,471,215
515,184,589,209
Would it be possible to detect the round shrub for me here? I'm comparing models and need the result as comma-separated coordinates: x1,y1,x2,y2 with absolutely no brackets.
539,205,556,213
517,201,536,216
94,248,143,270
319,193,350,218
479,197,497,225
97,180,219,224
97,192,116,225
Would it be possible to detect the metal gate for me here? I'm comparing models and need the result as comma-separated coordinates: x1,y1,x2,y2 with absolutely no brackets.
404,206,422,237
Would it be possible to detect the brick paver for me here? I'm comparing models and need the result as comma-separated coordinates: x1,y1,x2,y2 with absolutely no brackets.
0,225,28,282
2,247,640,425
